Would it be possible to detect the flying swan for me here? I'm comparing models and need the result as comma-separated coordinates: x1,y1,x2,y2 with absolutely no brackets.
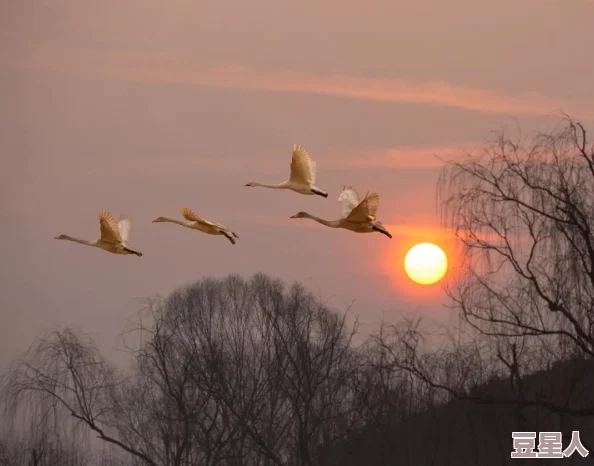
245,144,328,197
290,186,392,238
153,207,239,245
54,211,143,256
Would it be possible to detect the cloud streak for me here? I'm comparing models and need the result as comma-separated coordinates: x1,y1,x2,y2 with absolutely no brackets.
205,69,591,119
6,43,594,120
324,143,478,169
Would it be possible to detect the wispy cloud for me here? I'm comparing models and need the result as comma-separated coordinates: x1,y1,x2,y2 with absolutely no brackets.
324,143,478,169
6,43,594,120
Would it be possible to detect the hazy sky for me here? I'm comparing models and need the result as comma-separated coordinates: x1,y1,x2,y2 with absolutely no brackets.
1,0,593,368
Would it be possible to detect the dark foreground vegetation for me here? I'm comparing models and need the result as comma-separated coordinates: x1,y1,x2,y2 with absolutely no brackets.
2,116,594,465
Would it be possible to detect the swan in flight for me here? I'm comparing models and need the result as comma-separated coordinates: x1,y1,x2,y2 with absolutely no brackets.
54,211,143,256
153,207,239,245
245,144,328,198
290,186,392,238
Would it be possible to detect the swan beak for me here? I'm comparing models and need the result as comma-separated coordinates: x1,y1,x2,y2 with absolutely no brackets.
152,218,159,223
244,183,252,187
290,214,298,218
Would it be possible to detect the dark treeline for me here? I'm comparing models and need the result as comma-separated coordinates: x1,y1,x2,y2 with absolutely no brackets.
2,116,594,465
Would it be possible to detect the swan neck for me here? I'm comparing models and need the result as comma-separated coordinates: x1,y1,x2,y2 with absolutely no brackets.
163,218,189,226
253,181,283,189
304,213,336,228
64,236,95,246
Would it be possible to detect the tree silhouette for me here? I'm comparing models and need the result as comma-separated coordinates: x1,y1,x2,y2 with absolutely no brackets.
378,116,594,422
2,274,359,466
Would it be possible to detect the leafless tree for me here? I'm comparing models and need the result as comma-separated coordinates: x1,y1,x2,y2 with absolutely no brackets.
137,274,360,466
441,115,594,358
376,116,594,428
0,398,125,466
1,328,155,465
8,262,593,464
2,274,360,466
257,276,359,466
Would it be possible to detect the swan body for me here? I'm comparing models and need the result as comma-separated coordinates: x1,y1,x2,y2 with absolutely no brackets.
245,144,328,198
153,207,239,245
290,186,392,239
54,211,143,256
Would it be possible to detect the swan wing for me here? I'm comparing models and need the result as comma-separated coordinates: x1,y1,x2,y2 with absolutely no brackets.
346,192,380,222
99,211,122,243
339,186,361,218
181,207,217,227
289,144,313,185
117,214,132,242
309,160,317,184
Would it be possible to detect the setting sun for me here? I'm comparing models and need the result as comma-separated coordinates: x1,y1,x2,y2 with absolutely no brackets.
404,243,448,285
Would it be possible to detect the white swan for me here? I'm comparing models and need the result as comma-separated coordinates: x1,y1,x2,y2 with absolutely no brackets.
245,144,328,197
290,186,392,238
54,211,143,256
153,207,239,245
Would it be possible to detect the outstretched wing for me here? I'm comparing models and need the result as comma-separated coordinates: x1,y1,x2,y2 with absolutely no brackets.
181,207,217,227
118,214,132,242
346,192,380,222
289,144,314,185
309,160,317,184
99,211,122,243
338,186,361,218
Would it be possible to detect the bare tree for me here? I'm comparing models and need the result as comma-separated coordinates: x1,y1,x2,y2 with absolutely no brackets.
440,115,594,358
0,399,125,466
2,274,360,466
1,328,156,465
9,263,593,464
257,276,359,466
439,115,594,412
139,273,360,466
374,116,594,433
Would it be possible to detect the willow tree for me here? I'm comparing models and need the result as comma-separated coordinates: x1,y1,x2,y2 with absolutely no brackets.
379,117,594,424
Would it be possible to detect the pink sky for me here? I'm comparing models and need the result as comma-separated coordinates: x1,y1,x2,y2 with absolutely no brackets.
1,0,593,367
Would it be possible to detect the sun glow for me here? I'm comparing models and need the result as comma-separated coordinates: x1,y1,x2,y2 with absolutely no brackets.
404,243,448,285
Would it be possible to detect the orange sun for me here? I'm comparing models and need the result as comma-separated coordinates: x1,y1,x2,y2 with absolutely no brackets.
404,242,448,285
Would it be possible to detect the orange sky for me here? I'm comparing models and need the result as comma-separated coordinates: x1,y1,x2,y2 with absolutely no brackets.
1,0,593,368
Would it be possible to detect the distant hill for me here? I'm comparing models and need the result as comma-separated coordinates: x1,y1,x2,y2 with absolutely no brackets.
330,357,594,465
